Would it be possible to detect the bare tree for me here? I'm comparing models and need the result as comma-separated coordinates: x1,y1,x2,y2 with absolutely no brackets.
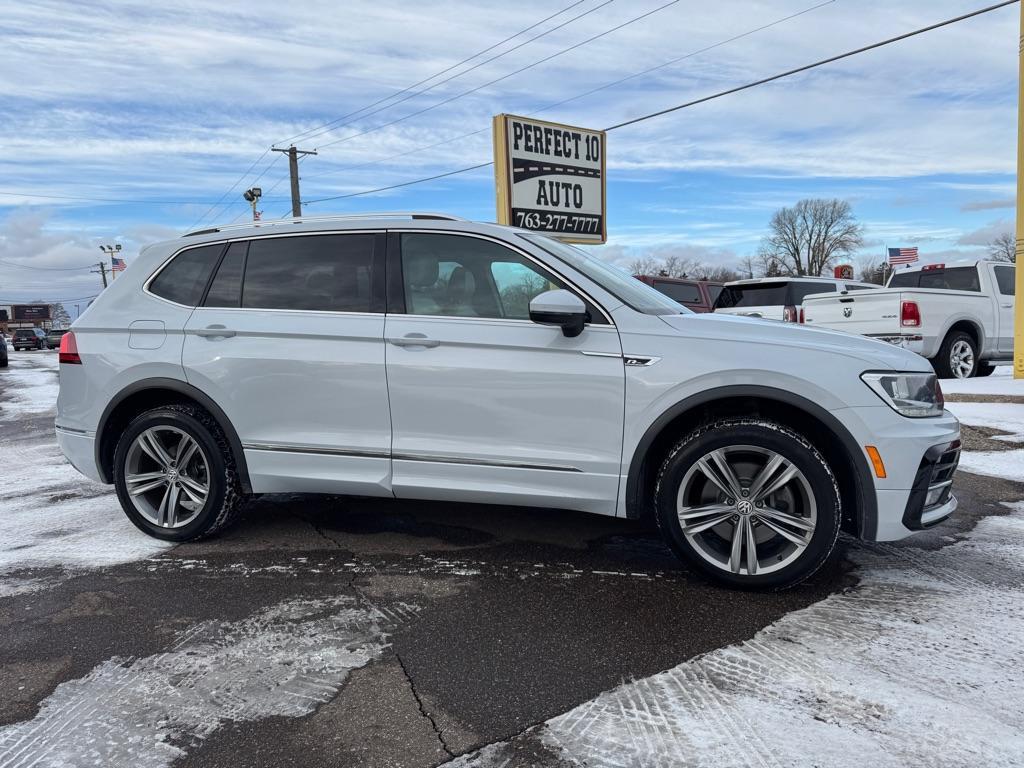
628,256,662,276
989,231,1016,263
759,198,864,276
737,254,757,279
694,264,741,282
856,254,886,285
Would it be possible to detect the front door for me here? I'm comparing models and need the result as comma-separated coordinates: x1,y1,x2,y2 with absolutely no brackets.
384,231,625,515
182,232,392,496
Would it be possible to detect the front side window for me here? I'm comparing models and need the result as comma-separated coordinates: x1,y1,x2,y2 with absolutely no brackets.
149,244,223,306
242,234,376,312
994,265,1015,296
400,233,593,321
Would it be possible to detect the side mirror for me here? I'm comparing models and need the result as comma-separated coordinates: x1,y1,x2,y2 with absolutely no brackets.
529,289,588,338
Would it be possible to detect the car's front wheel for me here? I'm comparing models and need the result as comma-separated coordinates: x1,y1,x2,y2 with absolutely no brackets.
655,419,841,590
113,404,246,541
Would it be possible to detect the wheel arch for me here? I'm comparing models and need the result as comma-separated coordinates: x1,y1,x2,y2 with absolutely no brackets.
95,378,252,493
939,317,985,354
625,386,878,539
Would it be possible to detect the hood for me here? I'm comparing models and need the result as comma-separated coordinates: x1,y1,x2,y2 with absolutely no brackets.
658,312,930,372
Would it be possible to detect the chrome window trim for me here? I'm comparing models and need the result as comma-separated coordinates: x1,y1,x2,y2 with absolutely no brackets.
388,228,615,326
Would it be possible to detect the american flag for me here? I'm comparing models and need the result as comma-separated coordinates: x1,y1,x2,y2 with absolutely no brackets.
111,256,126,273
888,247,919,265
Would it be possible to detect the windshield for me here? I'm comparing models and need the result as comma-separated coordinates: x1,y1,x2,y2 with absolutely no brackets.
521,234,690,315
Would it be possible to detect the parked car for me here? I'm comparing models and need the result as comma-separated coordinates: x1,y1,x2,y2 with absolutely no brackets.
12,328,47,351
801,261,1015,379
46,329,69,349
714,277,880,322
634,275,723,313
0,333,7,367
56,213,959,589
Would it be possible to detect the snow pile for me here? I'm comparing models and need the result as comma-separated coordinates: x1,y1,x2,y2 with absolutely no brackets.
942,365,1021,397
0,352,59,419
943,369,1024,483
450,503,1024,768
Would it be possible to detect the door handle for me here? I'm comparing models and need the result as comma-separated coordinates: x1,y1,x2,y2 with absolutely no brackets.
389,333,439,348
195,325,236,339
1002,303,1013,308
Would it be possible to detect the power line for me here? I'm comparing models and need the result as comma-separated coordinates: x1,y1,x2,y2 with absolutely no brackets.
303,1,1017,207
0,190,288,205
299,0,835,184
0,294,99,304
187,147,274,230
0,258,97,271
314,0,681,152
606,0,1019,131
276,0,594,147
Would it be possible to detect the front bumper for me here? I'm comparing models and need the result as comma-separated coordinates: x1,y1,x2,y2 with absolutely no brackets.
836,406,961,541
55,426,103,484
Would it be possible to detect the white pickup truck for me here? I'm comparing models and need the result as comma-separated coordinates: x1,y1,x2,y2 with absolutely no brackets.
801,260,1016,379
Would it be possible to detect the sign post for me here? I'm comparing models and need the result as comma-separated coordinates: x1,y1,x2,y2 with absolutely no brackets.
493,114,606,244
1015,1,1024,378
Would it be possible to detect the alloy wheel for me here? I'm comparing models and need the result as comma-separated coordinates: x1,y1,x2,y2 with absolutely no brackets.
676,445,817,577
123,426,210,528
949,340,974,379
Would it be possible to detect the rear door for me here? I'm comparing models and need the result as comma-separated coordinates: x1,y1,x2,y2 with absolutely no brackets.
383,231,625,515
993,264,1016,354
181,231,392,496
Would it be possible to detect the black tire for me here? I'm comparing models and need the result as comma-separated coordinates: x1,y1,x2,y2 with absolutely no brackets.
654,418,841,590
975,362,996,377
113,404,246,541
0,356,7,368
933,330,978,379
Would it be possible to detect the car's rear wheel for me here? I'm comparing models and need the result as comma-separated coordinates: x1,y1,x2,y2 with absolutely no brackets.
655,419,841,590
113,404,246,541
934,331,977,379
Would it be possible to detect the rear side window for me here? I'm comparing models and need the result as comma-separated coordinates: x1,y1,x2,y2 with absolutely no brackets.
714,283,789,309
994,265,1015,295
920,267,980,291
242,234,377,312
204,242,247,308
789,282,835,303
149,244,223,306
652,280,702,304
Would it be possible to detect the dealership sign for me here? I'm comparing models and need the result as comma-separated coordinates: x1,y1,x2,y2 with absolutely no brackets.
493,114,606,244
12,304,50,322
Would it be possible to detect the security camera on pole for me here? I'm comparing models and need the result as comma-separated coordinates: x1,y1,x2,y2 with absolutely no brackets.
243,187,262,221
95,244,122,288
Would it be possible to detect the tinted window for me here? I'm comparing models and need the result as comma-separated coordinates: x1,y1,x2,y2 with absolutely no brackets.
888,270,918,288
714,283,789,309
844,283,873,291
790,282,835,303
994,265,1015,296
653,280,702,304
706,284,724,304
242,234,376,312
919,267,980,292
204,242,247,308
149,244,222,306
402,233,576,321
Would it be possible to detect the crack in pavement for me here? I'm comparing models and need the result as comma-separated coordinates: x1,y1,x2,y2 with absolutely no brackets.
395,651,455,760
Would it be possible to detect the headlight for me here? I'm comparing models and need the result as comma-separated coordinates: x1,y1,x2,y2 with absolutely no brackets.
861,372,944,418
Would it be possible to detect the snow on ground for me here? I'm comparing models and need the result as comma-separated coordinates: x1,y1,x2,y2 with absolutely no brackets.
942,365,1022,397
944,401,1024,441
0,595,400,768
0,354,170,592
450,503,1024,768
0,351,60,419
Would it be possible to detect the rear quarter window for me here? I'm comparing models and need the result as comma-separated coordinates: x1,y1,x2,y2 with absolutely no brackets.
652,280,702,304
994,265,1015,296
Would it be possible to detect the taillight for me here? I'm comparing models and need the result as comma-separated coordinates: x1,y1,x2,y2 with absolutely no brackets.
59,331,81,364
783,305,798,323
798,307,805,324
901,300,921,327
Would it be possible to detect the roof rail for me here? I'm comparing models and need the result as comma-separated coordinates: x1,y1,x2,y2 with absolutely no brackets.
182,212,467,238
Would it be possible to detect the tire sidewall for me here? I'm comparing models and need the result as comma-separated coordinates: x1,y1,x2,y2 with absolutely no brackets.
937,331,977,379
113,407,229,541
655,420,840,590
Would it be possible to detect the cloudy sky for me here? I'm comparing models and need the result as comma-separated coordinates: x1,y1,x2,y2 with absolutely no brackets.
0,0,1018,312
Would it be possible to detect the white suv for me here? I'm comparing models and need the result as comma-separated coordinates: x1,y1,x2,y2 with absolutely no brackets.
56,213,960,588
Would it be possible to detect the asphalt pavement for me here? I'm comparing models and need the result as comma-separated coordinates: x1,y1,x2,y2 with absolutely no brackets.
1,350,1021,768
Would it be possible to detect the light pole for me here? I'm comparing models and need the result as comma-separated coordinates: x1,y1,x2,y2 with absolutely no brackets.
96,244,121,288
243,188,262,221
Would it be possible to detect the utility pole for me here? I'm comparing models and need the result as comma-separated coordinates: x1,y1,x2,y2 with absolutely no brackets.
1015,2,1024,378
92,261,108,288
272,145,317,218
